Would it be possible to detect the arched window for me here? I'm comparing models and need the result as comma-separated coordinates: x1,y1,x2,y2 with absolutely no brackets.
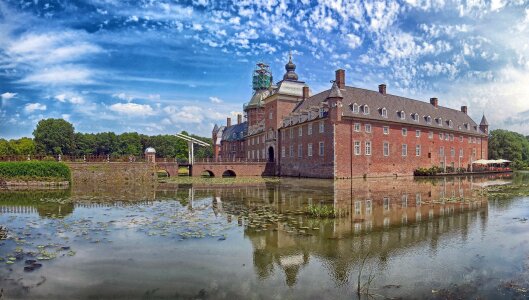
363,105,370,115
400,110,405,120
412,113,419,121
426,116,432,124
352,103,359,113
381,107,388,118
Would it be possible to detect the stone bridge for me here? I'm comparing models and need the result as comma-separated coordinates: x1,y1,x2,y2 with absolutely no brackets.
192,161,275,177
156,162,179,177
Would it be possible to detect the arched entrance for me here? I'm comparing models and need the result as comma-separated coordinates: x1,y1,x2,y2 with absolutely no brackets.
201,170,215,177
268,146,275,162
222,170,236,177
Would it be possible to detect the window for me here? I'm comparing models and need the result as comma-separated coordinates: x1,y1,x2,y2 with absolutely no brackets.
365,124,371,133
289,145,293,157
354,123,361,132
308,124,312,135
445,134,449,141
298,144,302,158
382,107,388,118
352,103,359,113
365,141,372,156
429,131,433,139
257,136,260,144
468,136,472,144
247,151,250,158
459,136,463,142
363,105,370,115
269,111,273,119
459,148,463,158
354,141,361,155
448,120,453,128
252,150,255,159
402,128,407,136
412,113,419,121
478,138,481,144
281,130,285,140
402,144,407,156
416,193,422,206
400,110,405,120
416,144,421,156
252,138,255,145
308,143,313,157
438,118,443,126
383,142,390,156
383,126,389,135
464,123,469,130
439,132,443,140
450,134,454,141
472,148,476,157
298,127,302,137
281,146,285,158
402,194,408,208
319,121,324,133
289,128,293,139
248,139,250,146
426,116,432,124
451,147,455,157
416,130,421,137
319,108,325,118
319,142,324,156
439,146,444,157
383,197,390,211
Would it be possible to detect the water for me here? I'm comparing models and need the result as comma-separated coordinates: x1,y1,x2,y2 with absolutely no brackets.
1,173,529,299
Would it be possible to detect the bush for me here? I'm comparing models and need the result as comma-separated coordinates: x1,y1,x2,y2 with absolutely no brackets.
414,166,443,176
0,161,71,182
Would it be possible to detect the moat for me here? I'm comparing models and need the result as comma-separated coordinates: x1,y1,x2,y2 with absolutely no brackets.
1,173,529,299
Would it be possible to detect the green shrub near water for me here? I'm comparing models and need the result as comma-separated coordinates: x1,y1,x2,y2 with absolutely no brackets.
0,161,71,182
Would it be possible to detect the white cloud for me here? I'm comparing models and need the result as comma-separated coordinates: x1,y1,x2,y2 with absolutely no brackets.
109,102,154,115
54,93,85,104
1,92,17,101
112,93,135,102
24,103,46,113
209,96,223,104
20,66,94,85
345,33,362,49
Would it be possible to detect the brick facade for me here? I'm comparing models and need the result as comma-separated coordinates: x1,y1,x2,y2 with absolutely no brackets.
212,60,489,179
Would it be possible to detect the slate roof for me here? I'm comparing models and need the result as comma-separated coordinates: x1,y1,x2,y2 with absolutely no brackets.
221,122,248,141
480,114,489,126
293,85,487,136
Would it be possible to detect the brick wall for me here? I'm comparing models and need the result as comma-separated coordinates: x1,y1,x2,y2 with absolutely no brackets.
67,162,156,185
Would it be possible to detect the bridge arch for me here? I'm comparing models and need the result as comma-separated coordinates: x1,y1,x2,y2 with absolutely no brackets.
222,170,236,177
201,170,215,177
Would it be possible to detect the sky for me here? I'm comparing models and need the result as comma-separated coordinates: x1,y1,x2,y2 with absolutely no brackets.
1,0,529,139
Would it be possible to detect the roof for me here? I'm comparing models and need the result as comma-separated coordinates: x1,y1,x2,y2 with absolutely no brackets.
221,121,247,142
144,147,156,153
245,89,271,110
480,114,489,126
328,82,343,98
214,126,225,145
293,85,486,136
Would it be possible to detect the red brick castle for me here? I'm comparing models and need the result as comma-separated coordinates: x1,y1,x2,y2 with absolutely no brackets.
212,56,489,178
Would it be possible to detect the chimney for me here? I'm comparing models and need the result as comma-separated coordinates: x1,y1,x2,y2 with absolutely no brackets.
378,84,386,95
302,86,309,101
461,106,468,114
227,117,231,127
237,114,242,124
335,69,345,89
430,97,438,108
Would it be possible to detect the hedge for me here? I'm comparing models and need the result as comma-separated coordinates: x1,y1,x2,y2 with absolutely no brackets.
0,161,71,182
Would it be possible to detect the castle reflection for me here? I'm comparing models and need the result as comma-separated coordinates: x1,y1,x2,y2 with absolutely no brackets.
189,174,512,286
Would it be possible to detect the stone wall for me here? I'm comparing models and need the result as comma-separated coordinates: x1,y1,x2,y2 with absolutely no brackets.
67,162,156,185
192,161,274,177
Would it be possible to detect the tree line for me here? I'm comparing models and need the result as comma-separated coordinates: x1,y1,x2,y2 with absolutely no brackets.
0,118,212,161
488,129,529,169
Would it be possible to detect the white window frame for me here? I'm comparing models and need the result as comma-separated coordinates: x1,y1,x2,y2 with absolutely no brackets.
352,103,359,113
383,142,389,156
298,127,302,137
354,123,361,132
363,105,370,115
381,107,388,118
402,144,407,156
354,141,361,155
365,141,372,156
365,124,371,133
281,146,285,158
402,128,407,136
416,144,421,156
308,143,313,157
383,126,389,135
428,131,433,139
298,144,302,158
319,142,324,156
308,123,312,135
319,121,324,133
416,130,421,137
400,110,405,120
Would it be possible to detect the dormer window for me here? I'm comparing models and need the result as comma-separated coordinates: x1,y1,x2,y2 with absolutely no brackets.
381,107,388,118
363,105,370,115
464,123,469,130
352,103,359,113
438,118,443,126
426,116,432,124
319,108,324,118
399,110,405,120
447,120,453,128
412,113,419,122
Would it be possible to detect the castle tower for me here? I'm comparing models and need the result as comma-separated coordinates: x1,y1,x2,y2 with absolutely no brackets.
479,114,489,134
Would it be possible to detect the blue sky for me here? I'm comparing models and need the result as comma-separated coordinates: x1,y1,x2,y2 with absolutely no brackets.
1,0,529,139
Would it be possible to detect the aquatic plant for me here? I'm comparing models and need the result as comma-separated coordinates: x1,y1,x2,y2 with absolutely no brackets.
306,205,344,218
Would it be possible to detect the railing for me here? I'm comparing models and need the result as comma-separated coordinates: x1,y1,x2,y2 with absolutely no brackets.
0,155,148,163
194,157,272,164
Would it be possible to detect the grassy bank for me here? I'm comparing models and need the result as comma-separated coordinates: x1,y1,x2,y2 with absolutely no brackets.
0,161,71,182
159,176,280,186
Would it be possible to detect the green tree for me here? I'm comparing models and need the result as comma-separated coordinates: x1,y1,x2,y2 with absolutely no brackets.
33,119,75,155
9,137,36,155
489,129,529,168
0,139,14,155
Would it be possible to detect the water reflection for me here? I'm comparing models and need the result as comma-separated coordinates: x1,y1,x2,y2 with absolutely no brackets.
1,173,525,299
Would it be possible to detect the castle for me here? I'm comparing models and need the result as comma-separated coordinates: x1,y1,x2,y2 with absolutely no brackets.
212,56,489,178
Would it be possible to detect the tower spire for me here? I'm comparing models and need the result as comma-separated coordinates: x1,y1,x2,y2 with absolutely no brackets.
283,51,298,81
